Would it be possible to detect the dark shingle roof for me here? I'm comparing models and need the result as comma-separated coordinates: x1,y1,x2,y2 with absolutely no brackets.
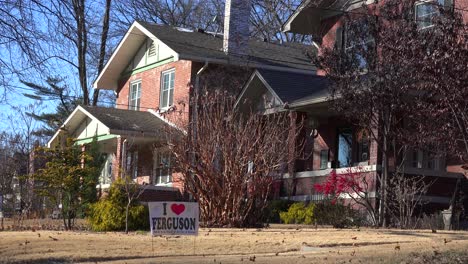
138,21,316,71
82,106,165,134
257,69,329,104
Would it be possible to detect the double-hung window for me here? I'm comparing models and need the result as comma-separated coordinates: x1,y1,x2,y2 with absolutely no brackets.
154,151,172,185
129,81,141,110
343,18,375,71
415,0,452,29
160,69,175,110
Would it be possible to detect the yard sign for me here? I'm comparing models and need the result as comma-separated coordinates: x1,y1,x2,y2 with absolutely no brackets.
148,202,199,236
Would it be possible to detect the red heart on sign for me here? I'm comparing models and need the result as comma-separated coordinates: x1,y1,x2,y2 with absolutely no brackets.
171,203,185,215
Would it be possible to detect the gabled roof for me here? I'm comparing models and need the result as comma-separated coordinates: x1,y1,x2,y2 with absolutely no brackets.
94,21,317,90
47,106,170,148
257,69,329,105
235,69,329,110
81,106,167,135
139,21,316,71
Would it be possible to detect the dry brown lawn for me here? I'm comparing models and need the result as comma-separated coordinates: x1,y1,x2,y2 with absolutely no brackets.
1,225,467,263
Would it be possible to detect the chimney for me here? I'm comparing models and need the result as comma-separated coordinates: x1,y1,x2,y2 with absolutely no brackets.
223,0,251,56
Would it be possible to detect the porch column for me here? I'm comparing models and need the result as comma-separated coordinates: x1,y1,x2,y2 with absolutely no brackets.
113,136,126,180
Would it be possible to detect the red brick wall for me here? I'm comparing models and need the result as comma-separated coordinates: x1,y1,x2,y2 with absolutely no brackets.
116,60,192,126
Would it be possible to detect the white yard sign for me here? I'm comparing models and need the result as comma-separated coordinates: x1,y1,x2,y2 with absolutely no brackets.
148,202,199,236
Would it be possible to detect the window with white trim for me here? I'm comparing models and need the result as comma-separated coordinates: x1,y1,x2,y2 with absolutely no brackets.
409,149,442,170
129,81,141,110
415,0,452,29
153,151,172,185
160,69,175,109
99,154,114,185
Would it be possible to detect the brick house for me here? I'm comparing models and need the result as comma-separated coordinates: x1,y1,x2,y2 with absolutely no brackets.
46,0,318,201
259,0,467,215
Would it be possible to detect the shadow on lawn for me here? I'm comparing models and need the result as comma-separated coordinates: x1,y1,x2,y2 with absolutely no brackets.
379,229,468,240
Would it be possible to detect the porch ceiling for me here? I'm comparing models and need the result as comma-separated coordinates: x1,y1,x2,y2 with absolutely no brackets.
282,0,354,35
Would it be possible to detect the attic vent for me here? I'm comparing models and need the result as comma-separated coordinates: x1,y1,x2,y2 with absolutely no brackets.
148,42,157,57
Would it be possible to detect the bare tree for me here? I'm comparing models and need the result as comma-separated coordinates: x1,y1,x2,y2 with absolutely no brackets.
387,172,432,229
163,90,303,227
120,175,147,234
113,0,224,34
250,0,311,43
0,0,114,106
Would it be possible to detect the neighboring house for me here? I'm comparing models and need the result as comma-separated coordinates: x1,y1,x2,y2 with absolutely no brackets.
47,0,319,202
256,0,467,213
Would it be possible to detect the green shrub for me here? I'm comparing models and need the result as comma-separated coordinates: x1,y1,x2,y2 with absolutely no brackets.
314,200,364,228
279,202,316,224
87,179,149,231
264,200,295,223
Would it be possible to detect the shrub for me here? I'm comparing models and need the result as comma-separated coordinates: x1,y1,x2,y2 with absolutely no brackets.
87,179,149,231
279,202,316,224
314,200,364,228
264,200,294,223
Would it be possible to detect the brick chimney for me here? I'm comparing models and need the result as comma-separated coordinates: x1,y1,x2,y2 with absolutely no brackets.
223,0,251,56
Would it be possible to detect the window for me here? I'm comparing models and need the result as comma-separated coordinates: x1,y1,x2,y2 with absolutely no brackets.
154,152,172,185
126,151,138,179
415,0,452,29
160,70,175,109
343,19,375,71
99,154,113,185
129,81,141,110
356,129,370,163
320,149,329,170
337,128,353,168
409,148,442,170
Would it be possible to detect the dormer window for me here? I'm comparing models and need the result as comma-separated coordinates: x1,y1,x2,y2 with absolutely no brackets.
415,0,452,29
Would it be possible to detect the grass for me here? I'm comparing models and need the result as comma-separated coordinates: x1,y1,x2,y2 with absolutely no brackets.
0,225,467,263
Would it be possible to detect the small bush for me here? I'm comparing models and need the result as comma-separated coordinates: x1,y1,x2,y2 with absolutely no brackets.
264,200,295,223
279,202,316,224
314,200,363,228
87,179,149,231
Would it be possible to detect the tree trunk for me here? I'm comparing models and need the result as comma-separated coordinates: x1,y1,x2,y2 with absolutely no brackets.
92,0,112,106
125,201,130,234
379,132,389,227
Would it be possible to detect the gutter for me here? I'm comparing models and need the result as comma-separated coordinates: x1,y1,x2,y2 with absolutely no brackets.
180,54,316,75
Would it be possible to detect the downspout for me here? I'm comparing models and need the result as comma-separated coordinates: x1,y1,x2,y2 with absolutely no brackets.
193,61,209,140
189,62,208,200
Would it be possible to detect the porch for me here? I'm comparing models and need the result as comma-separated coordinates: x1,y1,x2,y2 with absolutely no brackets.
47,105,184,201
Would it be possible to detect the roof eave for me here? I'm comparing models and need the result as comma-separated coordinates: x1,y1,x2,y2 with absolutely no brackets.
179,54,316,75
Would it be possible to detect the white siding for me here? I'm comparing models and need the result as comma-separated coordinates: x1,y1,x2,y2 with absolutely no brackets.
125,38,175,73
74,117,109,140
